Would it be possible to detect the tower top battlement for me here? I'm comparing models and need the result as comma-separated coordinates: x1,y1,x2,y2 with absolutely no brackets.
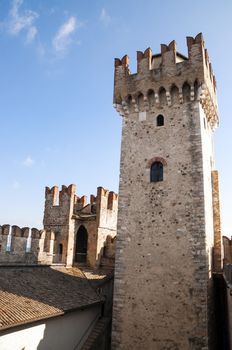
114,33,218,128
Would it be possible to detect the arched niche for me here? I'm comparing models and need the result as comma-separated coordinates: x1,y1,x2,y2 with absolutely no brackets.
75,225,88,263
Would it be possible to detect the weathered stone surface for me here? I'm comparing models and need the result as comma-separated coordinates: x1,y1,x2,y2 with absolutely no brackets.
112,33,220,350
0,185,118,269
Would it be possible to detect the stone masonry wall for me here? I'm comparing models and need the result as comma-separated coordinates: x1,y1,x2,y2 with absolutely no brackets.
211,170,222,272
96,188,118,267
112,33,219,350
43,184,118,268
43,184,76,265
73,220,98,267
0,225,54,264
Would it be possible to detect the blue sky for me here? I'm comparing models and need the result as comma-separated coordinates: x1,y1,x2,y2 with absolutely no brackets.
0,0,231,236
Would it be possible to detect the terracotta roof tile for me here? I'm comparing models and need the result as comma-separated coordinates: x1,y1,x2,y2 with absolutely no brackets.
0,266,102,331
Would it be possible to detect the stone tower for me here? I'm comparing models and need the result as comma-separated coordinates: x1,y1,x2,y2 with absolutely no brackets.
112,33,222,349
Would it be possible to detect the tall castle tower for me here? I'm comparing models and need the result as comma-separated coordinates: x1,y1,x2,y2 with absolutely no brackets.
112,33,222,349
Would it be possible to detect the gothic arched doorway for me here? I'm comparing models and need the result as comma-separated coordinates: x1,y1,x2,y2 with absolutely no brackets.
75,226,88,263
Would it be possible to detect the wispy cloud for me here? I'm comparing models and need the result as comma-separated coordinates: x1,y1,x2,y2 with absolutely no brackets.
26,26,37,44
99,8,111,26
7,0,38,43
52,16,82,54
22,156,35,167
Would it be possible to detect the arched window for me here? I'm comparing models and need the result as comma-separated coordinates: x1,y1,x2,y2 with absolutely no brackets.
150,162,163,182
157,115,164,127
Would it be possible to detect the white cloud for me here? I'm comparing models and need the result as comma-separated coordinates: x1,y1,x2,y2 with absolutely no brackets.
22,156,35,167
26,26,37,44
8,0,38,43
100,8,111,26
52,16,81,53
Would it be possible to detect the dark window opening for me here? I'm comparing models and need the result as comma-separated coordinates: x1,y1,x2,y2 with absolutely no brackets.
150,161,163,182
58,243,63,255
157,115,164,127
75,226,88,263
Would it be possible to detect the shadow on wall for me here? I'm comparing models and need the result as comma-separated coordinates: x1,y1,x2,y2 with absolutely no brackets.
36,306,102,350
98,236,116,268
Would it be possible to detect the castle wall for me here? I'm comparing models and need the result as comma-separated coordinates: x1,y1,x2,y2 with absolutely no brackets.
71,188,117,268
112,34,219,350
212,170,222,271
0,225,9,255
42,184,118,268
199,101,216,349
73,220,98,268
0,184,118,268
113,100,209,350
43,185,76,265
0,225,54,265
96,188,118,267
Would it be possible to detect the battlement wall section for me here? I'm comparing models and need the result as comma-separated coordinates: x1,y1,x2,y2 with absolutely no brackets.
72,186,118,219
114,33,218,129
68,185,118,268
0,225,55,265
96,187,118,229
95,187,118,267
43,184,76,227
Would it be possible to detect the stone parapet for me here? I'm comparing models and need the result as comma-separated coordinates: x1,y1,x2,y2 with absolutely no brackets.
113,33,218,129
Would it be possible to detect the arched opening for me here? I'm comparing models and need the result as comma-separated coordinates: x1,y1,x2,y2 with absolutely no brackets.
194,80,199,100
150,161,163,182
182,82,191,102
75,226,88,263
170,84,179,105
147,89,155,107
159,87,166,106
157,114,164,126
137,92,144,109
126,94,133,112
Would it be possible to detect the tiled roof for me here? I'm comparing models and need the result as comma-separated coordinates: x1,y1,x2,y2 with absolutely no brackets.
0,266,102,331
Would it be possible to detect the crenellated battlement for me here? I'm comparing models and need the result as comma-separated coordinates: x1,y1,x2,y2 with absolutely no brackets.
0,224,55,265
44,184,76,227
43,184,118,267
1,181,118,268
45,184,76,207
113,33,218,128
74,195,87,211
97,186,118,211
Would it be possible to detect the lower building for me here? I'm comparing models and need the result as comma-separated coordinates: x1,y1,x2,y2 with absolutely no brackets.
0,184,117,350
